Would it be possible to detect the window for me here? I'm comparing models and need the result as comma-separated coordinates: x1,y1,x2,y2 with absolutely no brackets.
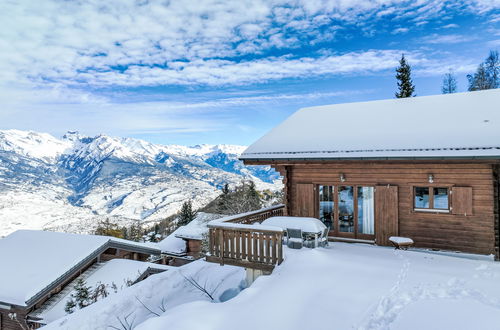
414,186,449,212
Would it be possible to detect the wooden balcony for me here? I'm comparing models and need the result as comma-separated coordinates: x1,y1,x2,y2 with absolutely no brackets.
206,204,285,271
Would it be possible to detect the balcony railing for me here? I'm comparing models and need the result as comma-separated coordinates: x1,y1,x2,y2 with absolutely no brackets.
206,204,285,271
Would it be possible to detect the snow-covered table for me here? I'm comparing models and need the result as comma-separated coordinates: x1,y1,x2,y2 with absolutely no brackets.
261,216,327,248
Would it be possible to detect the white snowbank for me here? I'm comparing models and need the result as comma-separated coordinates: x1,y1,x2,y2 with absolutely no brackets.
45,260,246,330
136,243,500,330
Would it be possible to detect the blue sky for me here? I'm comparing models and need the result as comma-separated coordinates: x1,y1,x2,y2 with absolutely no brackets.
0,0,499,146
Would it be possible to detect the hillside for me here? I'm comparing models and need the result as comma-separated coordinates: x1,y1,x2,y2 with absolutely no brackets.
0,130,281,236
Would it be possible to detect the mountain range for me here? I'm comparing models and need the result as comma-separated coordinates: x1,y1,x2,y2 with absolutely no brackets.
0,130,281,237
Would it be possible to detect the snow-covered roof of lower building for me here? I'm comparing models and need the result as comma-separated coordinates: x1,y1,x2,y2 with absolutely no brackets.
240,89,500,160
31,259,172,324
0,230,161,307
157,213,221,254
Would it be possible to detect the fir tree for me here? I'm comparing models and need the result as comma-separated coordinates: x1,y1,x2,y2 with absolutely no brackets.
395,54,416,98
65,279,92,314
441,71,457,94
468,50,499,91
245,180,262,211
178,201,197,226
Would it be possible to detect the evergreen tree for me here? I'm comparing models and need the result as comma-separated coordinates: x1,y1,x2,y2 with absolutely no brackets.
178,201,197,226
128,220,144,241
468,50,499,91
217,183,230,212
395,54,416,98
441,71,457,94
65,279,92,313
245,180,262,211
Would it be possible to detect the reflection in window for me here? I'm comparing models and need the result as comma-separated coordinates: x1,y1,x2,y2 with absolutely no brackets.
433,187,449,209
415,187,430,208
358,187,375,235
319,185,334,230
338,186,354,233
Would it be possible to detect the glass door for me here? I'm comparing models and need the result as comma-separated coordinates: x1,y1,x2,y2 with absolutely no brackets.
338,186,355,234
317,184,375,239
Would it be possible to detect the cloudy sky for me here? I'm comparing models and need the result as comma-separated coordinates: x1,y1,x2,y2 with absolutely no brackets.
1,0,499,146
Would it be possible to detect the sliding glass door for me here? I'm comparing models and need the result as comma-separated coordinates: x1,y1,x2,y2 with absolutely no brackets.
318,184,375,239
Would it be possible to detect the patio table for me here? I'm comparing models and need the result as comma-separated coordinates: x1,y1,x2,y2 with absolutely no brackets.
261,216,327,248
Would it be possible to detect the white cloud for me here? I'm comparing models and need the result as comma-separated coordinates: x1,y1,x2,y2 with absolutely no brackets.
392,27,410,34
0,0,498,90
420,33,478,44
442,23,459,28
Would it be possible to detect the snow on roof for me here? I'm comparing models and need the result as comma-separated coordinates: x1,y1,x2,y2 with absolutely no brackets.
241,89,500,160
157,213,221,254
0,230,159,306
35,259,172,324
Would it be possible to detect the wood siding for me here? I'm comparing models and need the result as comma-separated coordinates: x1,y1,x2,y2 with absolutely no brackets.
274,162,496,255
293,183,315,217
451,186,473,216
375,185,399,246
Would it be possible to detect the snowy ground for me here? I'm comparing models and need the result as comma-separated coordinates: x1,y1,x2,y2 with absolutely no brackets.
46,243,500,330
44,260,246,330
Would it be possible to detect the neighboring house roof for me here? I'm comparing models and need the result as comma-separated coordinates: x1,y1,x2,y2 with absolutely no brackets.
30,259,172,324
240,89,500,161
157,213,220,254
0,230,161,307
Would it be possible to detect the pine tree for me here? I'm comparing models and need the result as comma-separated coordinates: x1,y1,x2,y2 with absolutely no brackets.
178,201,197,226
468,50,500,91
442,71,457,94
245,180,262,211
217,183,230,212
395,54,416,98
65,279,92,313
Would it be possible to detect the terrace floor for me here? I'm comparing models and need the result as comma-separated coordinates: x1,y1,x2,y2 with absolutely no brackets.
138,243,500,330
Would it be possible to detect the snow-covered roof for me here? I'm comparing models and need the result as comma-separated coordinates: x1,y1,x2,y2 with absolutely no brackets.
157,213,221,254
0,230,160,307
240,89,500,160
32,259,172,324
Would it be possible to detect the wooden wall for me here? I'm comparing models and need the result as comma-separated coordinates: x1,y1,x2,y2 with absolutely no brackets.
276,162,496,255
0,309,29,330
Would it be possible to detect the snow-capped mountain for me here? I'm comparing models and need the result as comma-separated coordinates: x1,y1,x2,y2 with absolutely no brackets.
0,130,281,236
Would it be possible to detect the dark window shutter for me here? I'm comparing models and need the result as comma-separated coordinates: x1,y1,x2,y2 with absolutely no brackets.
451,187,473,216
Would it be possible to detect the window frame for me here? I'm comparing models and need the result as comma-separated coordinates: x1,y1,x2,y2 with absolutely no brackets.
413,185,451,213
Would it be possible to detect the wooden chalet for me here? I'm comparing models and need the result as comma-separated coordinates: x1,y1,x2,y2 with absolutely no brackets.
238,89,500,260
0,230,165,330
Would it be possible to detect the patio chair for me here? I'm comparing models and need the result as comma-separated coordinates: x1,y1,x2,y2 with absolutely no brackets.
318,227,329,247
286,228,303,249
